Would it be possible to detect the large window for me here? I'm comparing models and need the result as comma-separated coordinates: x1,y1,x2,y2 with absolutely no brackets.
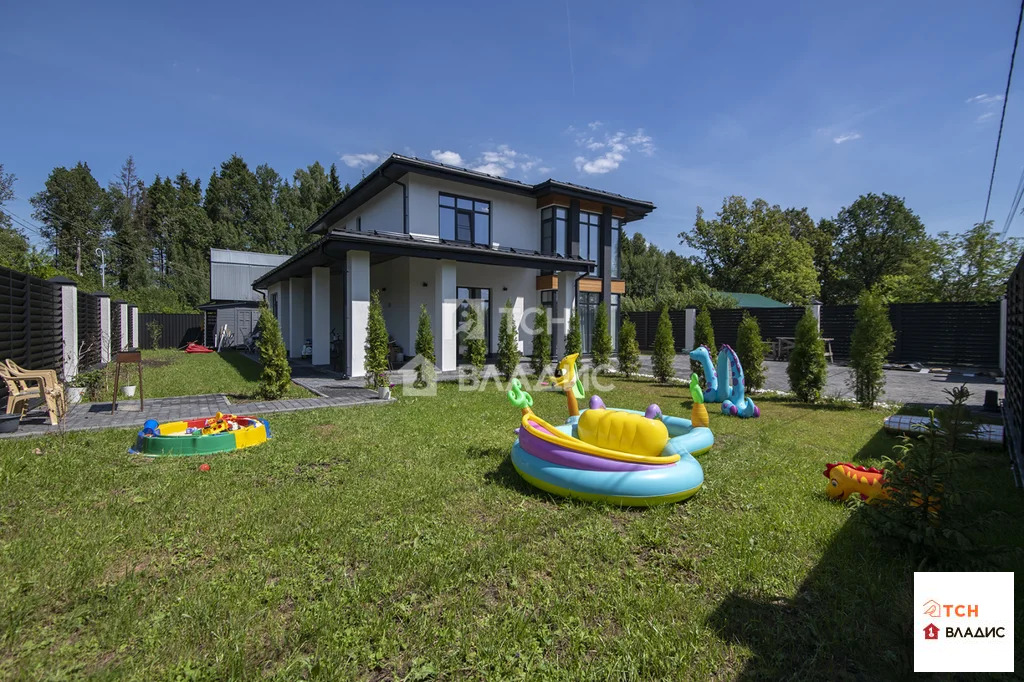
540,206,567,255
439,193,490,246
580,211,601,275
609,293,620,351
456,287,490,362
578,291,600,354
610,218,622,278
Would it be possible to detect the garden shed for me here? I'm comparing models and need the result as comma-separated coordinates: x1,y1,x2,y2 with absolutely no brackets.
200,248,290,347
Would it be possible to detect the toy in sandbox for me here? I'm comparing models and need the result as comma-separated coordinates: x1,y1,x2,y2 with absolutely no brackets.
688,345,759,418
506,354,714,506
130,412,271,457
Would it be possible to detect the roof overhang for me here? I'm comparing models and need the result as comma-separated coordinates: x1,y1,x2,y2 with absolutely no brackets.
253,230,594,289
307,154,655,234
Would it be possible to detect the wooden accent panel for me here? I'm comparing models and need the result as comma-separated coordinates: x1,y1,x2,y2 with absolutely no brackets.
536,194,570,209
535,275,557,291
537,193,626,218
610,280,626,294
578,278,602,293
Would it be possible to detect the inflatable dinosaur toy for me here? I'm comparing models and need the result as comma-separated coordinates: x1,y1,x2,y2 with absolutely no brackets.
823,462,889,502
688,345,759,418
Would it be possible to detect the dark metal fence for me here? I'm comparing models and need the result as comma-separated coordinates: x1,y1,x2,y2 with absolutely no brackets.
709,307,806,350
77,291,102,369
622,310,688,351
139,313,204,349
0,266,64,400
821,302,1001,366
1005,255,1023,486
626,302,1001,368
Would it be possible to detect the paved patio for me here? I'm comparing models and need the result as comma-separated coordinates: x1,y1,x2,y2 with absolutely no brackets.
2,387,388,439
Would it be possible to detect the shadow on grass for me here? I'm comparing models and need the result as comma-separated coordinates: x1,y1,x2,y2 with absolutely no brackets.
706,511,912,679
850,428,898,463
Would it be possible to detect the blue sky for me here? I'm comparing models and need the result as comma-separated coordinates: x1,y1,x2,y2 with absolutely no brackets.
2,0,1022,253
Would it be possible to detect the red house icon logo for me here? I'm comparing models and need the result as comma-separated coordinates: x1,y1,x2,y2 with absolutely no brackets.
924,623,940,640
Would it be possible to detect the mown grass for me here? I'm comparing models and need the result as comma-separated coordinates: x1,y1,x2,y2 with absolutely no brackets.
85,350,313,402
1,378,1020,679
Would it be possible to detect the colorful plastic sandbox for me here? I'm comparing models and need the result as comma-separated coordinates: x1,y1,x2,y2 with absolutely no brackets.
130,412,271,457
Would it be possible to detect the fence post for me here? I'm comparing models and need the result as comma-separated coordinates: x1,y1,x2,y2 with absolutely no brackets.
684,308,696,351
118,302,129,351
1000,295,1008,375
812,302,822,331
97,294,111,362
131,305,140,349
49,276,78,380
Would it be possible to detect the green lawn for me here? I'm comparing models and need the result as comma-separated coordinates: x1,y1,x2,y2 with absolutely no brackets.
1,379,1020,679
86,349,313,402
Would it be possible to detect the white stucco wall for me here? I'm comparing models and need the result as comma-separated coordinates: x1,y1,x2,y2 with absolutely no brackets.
405,174,540,251
371,258,411,353
332,182,404,233
455,262,536,355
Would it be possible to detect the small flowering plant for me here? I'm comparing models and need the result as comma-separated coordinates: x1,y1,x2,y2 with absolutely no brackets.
373,371,392,390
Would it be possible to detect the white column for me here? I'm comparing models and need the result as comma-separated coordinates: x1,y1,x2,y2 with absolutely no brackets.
1000,296,1008,374
98,296,111,363
812,302,822,331
434,259,457,372
684,308,696,350
554,271,577,357
277,280,291,355
311,266,331,365
288,277,307,359
346,251,371,378
55,279,78,380
131,306,139,348
119,303,129,351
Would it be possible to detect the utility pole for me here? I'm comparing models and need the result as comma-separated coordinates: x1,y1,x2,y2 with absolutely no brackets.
95,247,106,289
76,240,82,275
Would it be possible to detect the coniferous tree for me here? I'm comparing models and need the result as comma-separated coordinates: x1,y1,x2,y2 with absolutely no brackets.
0,164,32,271
736,311,769,391
530,307,551,376
849,289,895,407
414,304,436,387
652,306,676,382
618,319,641,378
691,306,716,381
591,303,612,372
365,290,390,388
565,309,582,357
255,302,291,399
496,299,519,380
108,156,151,290
465,303,487,374
787,308,828,402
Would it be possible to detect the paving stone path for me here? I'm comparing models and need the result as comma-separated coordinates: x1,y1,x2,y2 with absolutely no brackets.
2,388,388,439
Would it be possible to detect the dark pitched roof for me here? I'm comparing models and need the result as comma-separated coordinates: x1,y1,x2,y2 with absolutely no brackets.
307,153,655,234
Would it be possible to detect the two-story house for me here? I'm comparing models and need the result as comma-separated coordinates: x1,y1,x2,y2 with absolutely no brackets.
252,154,654,378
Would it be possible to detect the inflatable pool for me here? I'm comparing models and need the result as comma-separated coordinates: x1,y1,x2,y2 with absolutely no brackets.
511,409,711,506
130,412,271,457
505,356,713,506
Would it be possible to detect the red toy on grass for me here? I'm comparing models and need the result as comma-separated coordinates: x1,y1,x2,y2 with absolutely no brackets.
185,342,214,354
198,463,211,472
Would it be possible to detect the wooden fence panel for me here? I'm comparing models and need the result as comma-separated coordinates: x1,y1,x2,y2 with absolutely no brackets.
77,291,102,369
0,266,63,400
139,313,204,349
708,307,806,350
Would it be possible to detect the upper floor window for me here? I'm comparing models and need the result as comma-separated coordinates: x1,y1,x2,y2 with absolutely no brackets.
580,211,601,275
439,193,490,246
610,217,622,278
540,206,567,256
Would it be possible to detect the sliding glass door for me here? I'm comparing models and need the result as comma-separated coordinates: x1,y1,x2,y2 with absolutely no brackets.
456,287,490,362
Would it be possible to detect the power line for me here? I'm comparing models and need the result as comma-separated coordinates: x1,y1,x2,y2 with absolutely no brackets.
985,0,1024,228
1002,164,1024,236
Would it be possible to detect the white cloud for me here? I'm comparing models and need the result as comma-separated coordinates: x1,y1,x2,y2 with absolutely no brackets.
833,132,862,145
976,111,995,123
430,149,464,166
572,126,655,174
340,152,380,168
427,144,545,178
966,93,1004,105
